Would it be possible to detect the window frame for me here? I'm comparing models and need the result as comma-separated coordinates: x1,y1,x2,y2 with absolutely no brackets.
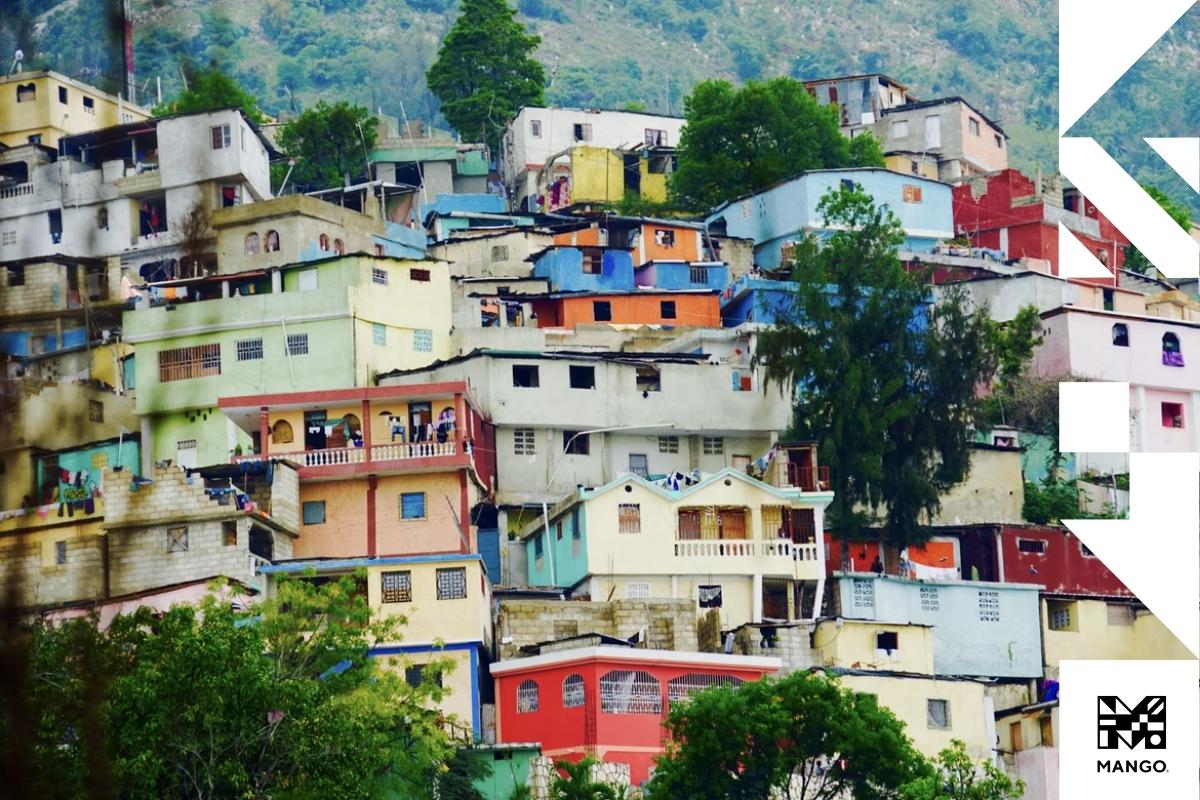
435,566,468,600
211,124,232,150
302,500,327,525
513,427,536,455
285,333,309,357
381,570,413,603
512,364,540,388
400,492,427,520
235,337,264,361
592,300,613,322
618,503,641,533
563,431,590,455
927,698,951,729
569,365,596,389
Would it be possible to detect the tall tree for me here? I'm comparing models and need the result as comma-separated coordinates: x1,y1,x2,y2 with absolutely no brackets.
669,77,885,209
2,575,459,800
900,739,1025,800
275,100,378,192
647,671,930,800
756,185,1040,546
426,0,546,152
1123,184,1193,274
154,60,266,123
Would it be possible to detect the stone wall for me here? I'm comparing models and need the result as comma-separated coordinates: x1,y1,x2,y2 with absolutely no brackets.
729,622,821,674
527,756,631,800
496,598,698,659
0,529,104,608
108,517,259,597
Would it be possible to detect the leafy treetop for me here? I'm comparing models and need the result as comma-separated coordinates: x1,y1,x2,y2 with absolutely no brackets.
274,100,378,192
154,60,267,124
900,738,1025,800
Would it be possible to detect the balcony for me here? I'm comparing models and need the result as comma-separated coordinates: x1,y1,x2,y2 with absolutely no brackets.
671,537,822,579
786,464,830,492
236,440,467,475
0,182,33,201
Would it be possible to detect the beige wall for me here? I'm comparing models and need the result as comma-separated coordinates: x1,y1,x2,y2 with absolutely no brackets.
930,447,1024,525
375,647,476,734
1041,598,1192,678
813,619,935,674
0,71,149,149
368,557,490,646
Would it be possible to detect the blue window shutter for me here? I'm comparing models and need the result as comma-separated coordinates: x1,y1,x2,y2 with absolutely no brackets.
302,501,326,525
401,493,425,519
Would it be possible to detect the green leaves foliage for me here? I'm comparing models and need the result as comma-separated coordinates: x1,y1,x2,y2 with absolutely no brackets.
669,77,885,209
154,60,266,124
551,757,624,800
274,100,378,192
647,671,930,800
900,739,1024,800
426,0,546,152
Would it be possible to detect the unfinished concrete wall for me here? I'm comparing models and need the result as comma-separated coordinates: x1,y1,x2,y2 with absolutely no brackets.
496,598,698,659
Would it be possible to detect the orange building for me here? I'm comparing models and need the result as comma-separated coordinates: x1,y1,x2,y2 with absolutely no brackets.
528,290,720,328
553,217,709,266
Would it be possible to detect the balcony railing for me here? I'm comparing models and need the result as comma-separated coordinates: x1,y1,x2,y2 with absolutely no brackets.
370,441,457,461
236,440,460,469
0,182,33,200
672,539,822,562
688,265,709,284
786,464,831,492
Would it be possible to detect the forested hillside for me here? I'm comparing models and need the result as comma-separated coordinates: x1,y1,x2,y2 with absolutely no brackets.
3,0,1196,209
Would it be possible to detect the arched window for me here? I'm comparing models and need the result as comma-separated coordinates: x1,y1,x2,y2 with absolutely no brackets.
562,674,585,708
343,413,362,441
265,230,280,252
319,233,329,251
244,232,260,255
1111,323,1129,347
270,419,294,444
667,673,743,709
516,679,539,713
334,238,345,255
1163,332,1184,366
16,83,35,103
599,670,661,714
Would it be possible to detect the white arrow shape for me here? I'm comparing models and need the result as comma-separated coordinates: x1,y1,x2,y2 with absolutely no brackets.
1145,137,1200,194
1058,222,1117,280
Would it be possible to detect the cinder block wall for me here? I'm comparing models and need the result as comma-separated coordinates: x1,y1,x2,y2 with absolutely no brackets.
496,598,699,659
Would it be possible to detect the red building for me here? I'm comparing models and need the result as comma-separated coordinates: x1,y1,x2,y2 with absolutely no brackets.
491,644,780,785
952,169,1127,286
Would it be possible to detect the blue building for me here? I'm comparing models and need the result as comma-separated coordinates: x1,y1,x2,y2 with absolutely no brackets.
706,168,954,269
720,275,800,326
635,260,728,291
528,246,636,293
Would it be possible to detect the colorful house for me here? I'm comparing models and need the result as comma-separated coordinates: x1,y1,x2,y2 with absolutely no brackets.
491,644,780,786
522,468,832,628
551,216,754,276
874,96,1009,182
0,69,150,150
804,73,915,136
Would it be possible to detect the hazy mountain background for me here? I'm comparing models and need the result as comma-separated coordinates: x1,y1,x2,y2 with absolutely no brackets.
3,0,1196,211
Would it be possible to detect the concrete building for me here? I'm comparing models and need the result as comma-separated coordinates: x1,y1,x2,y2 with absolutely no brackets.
520,468,832,628
804,73,915,137
500,107,686,212
122,254,453,468
0,69,149,150
874,97,1009,182
495,597,700,661
996,699,1059,800
369,119,492,204
706,168,954,269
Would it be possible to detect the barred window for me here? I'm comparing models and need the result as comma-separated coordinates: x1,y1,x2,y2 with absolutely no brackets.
600,670,661,714
562,674,585,708
517,679,539,713
55,540,67,565
286,333,309,356
436,567,467,600
372,267,389,285
1106,603,1135,627
658,436,678,453
406,664,442,689
626,582,650,600
667,673,741,708
410,268,431,282
236,338,263,361
381,571,412,603
158,344,220,382
413,329,433,352
618,503,641,533
702,436,724,454
514,428,536,455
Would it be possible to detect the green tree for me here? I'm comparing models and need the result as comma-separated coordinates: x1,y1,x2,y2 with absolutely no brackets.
426,0,546,152
669,77,884,209
153,60,266,123
3,575,458,800
647,671,929,800
275,100,378,192
1124,185,1194,273
900,739,1024,800
551,757,622,800
756,185,1040,546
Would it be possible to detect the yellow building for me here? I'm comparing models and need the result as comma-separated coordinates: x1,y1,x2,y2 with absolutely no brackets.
0,70,150,149
537,145,674,210
812,618,935,675
1041,597,1193,677
885,151,940,181
263,553,493,737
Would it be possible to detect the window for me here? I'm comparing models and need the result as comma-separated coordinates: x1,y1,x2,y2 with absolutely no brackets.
517,679,539,713
600,670,661,714
514,428,536,455
372,267,389,285
890,119,909,138
167,526,189,553
592,301,612,321
629,453,648,477
644,128,667,147
406,664,442,689
512,364,540,387
1162,332,1183,366
995,134,1004,148
6,265,25,286
158,344,221,382
658,436,678,453
436,567,468,600
911,161,920,174
555,519,564,541
660,301,676,319
618,503,641,533
1107,603,1135,626
530,119,542,138
1161,402,1184,429
97,207,108,229
1102,288,1115,311
58,86,68,104
211,124,232,149
382,571,412,603
297,268,317,291
221,520,238,547
264,230,279,252
374,244,385,256
82,96,94,113
410,268,431,282
581,249,603,274
927,699,951,729
372,323,386,346
236,338,264,361
400,492,426,520
1111,323,1129,347
698,585,722,608
15,83,35,102
302,501,326,525
654,229,676,247
876,631,899,652
88,400,104,422
55,540,68,566
969,117,981,136
668,674,742,708
569,365,595,389
1047,600,1075,631
636,366,662,392
319,233,329,251
221,185,237,208
412,328,433,352
626,582,651,599
244,232,260,255
902,184,923,203
702,436,724,455
563,431,590,455
286,334,309,356
534,535,544,563
573,123,592,141
1017,539,1047,554
491,245,510,261
563,674,585,708
333,238,345,255
1,231,16,247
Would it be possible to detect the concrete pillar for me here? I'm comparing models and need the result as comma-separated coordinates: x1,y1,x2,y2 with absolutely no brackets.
454,393,465,450
140,417,153,476
270,269,282,294
259,407,270,457
812,577,825,619
221,280,230,299
360,399,371,453
751,574,763,623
